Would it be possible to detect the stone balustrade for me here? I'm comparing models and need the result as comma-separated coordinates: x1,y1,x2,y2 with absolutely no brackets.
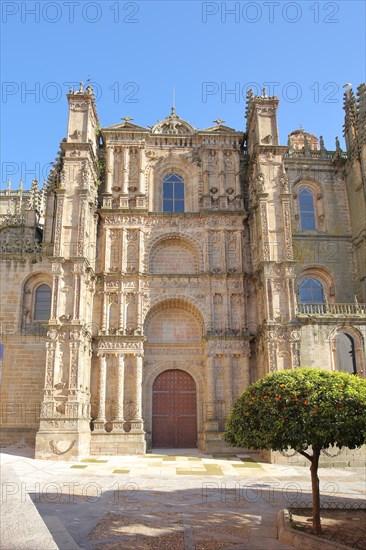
297,302,366,316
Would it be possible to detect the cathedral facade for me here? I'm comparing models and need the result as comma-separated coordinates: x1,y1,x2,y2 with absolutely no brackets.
0,84,365,460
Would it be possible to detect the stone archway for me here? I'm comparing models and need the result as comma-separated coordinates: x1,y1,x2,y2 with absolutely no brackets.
152,369,197,448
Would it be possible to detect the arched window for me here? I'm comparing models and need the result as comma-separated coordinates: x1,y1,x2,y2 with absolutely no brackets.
34,284,51,321
163,173,184,212
298,188,316,230
336,333,357,374
299,278,324,303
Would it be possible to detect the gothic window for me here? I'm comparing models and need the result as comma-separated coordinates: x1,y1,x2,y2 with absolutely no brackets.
299,278,324,304
336,333,357,375
163,173,184,212
298,188,316,230
34,284,51,320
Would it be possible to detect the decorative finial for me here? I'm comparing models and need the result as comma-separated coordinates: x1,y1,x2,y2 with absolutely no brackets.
213,117,225,126
262,87,267,98
121,116,134,123
343,83,352,89
172,87,176,110
79,82,83,92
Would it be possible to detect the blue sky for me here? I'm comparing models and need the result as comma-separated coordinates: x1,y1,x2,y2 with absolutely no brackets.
1,0,365,188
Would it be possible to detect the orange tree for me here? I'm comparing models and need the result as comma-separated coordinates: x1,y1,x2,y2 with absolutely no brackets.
224,368,366,535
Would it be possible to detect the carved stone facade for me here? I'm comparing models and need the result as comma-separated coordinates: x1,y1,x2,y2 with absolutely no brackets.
1,83,365,460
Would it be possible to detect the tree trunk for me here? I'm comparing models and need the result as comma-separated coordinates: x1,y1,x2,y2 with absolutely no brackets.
310,447,322,535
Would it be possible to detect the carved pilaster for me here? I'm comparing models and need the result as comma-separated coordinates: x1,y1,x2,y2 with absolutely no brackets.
73,272,82,321
218,150,224,195
53,190,65,256
259,198,270,261
50,273,60,322
281,195,293,261
122,146,129,195
119,291,125,332
69,341,79,389
202,148,209,196
138,147,146,194
104,227,110,272
101,291,107,333
45,341,57,389
94,355,107,430
105,146,114,194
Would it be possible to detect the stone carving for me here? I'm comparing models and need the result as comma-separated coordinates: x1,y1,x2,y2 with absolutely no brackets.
104,215,242,228
260,202,270,261
69,101,89,111
98,340,144,350
69,346,79,388
282,200,293,260
69,129,81,141
145,348,203,356
0,233,42,255
151,107,196,135
49,440,76,455
256,172,265,193
277,164,289,192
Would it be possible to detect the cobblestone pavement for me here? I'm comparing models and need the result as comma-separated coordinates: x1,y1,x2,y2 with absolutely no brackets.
1,448,365,549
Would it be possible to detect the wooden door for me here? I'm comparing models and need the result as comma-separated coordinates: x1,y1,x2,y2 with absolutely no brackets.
152,369,197,448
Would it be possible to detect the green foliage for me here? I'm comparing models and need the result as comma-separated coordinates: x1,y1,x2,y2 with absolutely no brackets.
224,369,366,453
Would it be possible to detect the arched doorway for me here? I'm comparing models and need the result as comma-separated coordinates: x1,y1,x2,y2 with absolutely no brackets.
152,369,197,448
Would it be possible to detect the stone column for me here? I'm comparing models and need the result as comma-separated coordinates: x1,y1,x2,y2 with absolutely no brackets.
50,274,60,322
138,228,144,273
224,354,233,414
119,291,124,332
130,354,144,432
217,150,224,195
136,293,142,333
223,291,230,332
94,354,107,431
266,278,274,321
234,151,240,195
113,354,125,432
105,147,114,194
73,273,81,320
101,292,107,333
104,228,110,272
205,355,219,430
138,147,146,194
202,149,209,194
122,147,129,195
202,149,211,208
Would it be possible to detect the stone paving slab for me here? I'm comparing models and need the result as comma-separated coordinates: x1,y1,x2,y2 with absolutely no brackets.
0,463,59,550
1,447,365,550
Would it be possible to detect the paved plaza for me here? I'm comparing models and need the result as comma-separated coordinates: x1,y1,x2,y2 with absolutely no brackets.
1,448,365,549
